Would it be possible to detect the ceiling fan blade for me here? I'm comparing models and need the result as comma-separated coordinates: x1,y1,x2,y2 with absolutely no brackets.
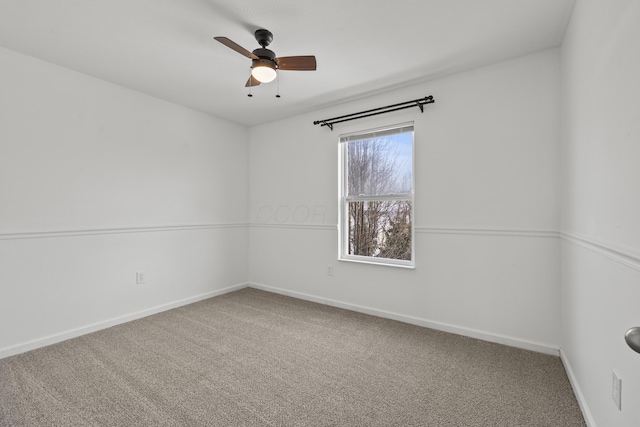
275,56,317,71
214,36,258,60
245,75,262,87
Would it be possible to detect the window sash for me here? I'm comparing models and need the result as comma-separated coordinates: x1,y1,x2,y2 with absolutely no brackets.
340,123,414,143
338,122,415,268
345,194,412,202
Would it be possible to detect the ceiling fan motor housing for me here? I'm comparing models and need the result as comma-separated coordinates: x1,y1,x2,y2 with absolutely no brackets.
252,57,276,71
252,48,277,70
252,48,276,60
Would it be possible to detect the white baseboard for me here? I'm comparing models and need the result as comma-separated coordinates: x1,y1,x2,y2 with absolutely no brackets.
2,280,561,359
560,349,596,427
249,282,560,356
0,282,249,360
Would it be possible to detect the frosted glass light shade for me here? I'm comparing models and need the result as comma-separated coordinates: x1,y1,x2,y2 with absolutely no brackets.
251,65,277,83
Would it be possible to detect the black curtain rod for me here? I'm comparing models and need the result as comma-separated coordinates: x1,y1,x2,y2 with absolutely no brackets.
313,96,434,130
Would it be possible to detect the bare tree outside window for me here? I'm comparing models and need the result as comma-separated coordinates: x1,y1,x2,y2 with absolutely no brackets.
340,125,414,266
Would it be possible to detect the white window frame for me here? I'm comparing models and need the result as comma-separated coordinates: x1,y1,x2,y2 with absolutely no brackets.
338,122,415,268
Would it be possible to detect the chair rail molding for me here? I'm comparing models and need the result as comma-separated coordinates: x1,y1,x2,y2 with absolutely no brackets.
561,231,640,272
0,223,249,240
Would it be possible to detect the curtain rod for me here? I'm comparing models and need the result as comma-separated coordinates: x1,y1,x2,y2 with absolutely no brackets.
313,96,434,131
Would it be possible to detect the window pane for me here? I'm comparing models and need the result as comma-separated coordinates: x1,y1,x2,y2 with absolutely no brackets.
347,132,412,196
348,200,412,261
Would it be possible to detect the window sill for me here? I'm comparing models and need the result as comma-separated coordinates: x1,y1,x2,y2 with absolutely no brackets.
338,256,415,269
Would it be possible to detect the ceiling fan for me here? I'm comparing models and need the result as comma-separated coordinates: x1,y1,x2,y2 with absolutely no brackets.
214,29,317,87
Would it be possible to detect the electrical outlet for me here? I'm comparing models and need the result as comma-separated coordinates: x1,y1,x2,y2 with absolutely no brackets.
612,370,622,411
326,265,333,276
136,271,146,284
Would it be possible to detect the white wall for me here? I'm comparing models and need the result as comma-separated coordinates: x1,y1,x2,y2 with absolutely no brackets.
0,47,249,357
249,49,562,354
560,0,640,425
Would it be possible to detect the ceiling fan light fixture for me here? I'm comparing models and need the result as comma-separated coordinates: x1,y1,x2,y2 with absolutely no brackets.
251,61,277,83
215,29,316,88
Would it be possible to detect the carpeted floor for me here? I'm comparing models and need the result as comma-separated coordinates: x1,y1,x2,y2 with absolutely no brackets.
0,288,586,426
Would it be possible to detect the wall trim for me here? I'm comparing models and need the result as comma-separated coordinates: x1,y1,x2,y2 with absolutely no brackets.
0,282,249,360
561,231,640,272
416,226,559,238
249,282,560,356
1,223,566,240
249,222,336,231
0,223,249,241
249,223,559,238
560,349,596,427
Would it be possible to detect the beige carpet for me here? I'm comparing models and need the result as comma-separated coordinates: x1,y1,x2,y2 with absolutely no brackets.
0,288,585,426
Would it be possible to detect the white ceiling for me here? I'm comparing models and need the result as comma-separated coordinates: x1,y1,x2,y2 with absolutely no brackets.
0,0,575,126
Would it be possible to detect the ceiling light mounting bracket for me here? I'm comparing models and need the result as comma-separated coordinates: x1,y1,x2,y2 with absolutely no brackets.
254,29,274,48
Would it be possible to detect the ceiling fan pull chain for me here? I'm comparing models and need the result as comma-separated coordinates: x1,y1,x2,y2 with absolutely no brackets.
276,75,281,98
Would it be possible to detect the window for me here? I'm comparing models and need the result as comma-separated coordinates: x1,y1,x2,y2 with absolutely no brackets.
338,123,414,267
